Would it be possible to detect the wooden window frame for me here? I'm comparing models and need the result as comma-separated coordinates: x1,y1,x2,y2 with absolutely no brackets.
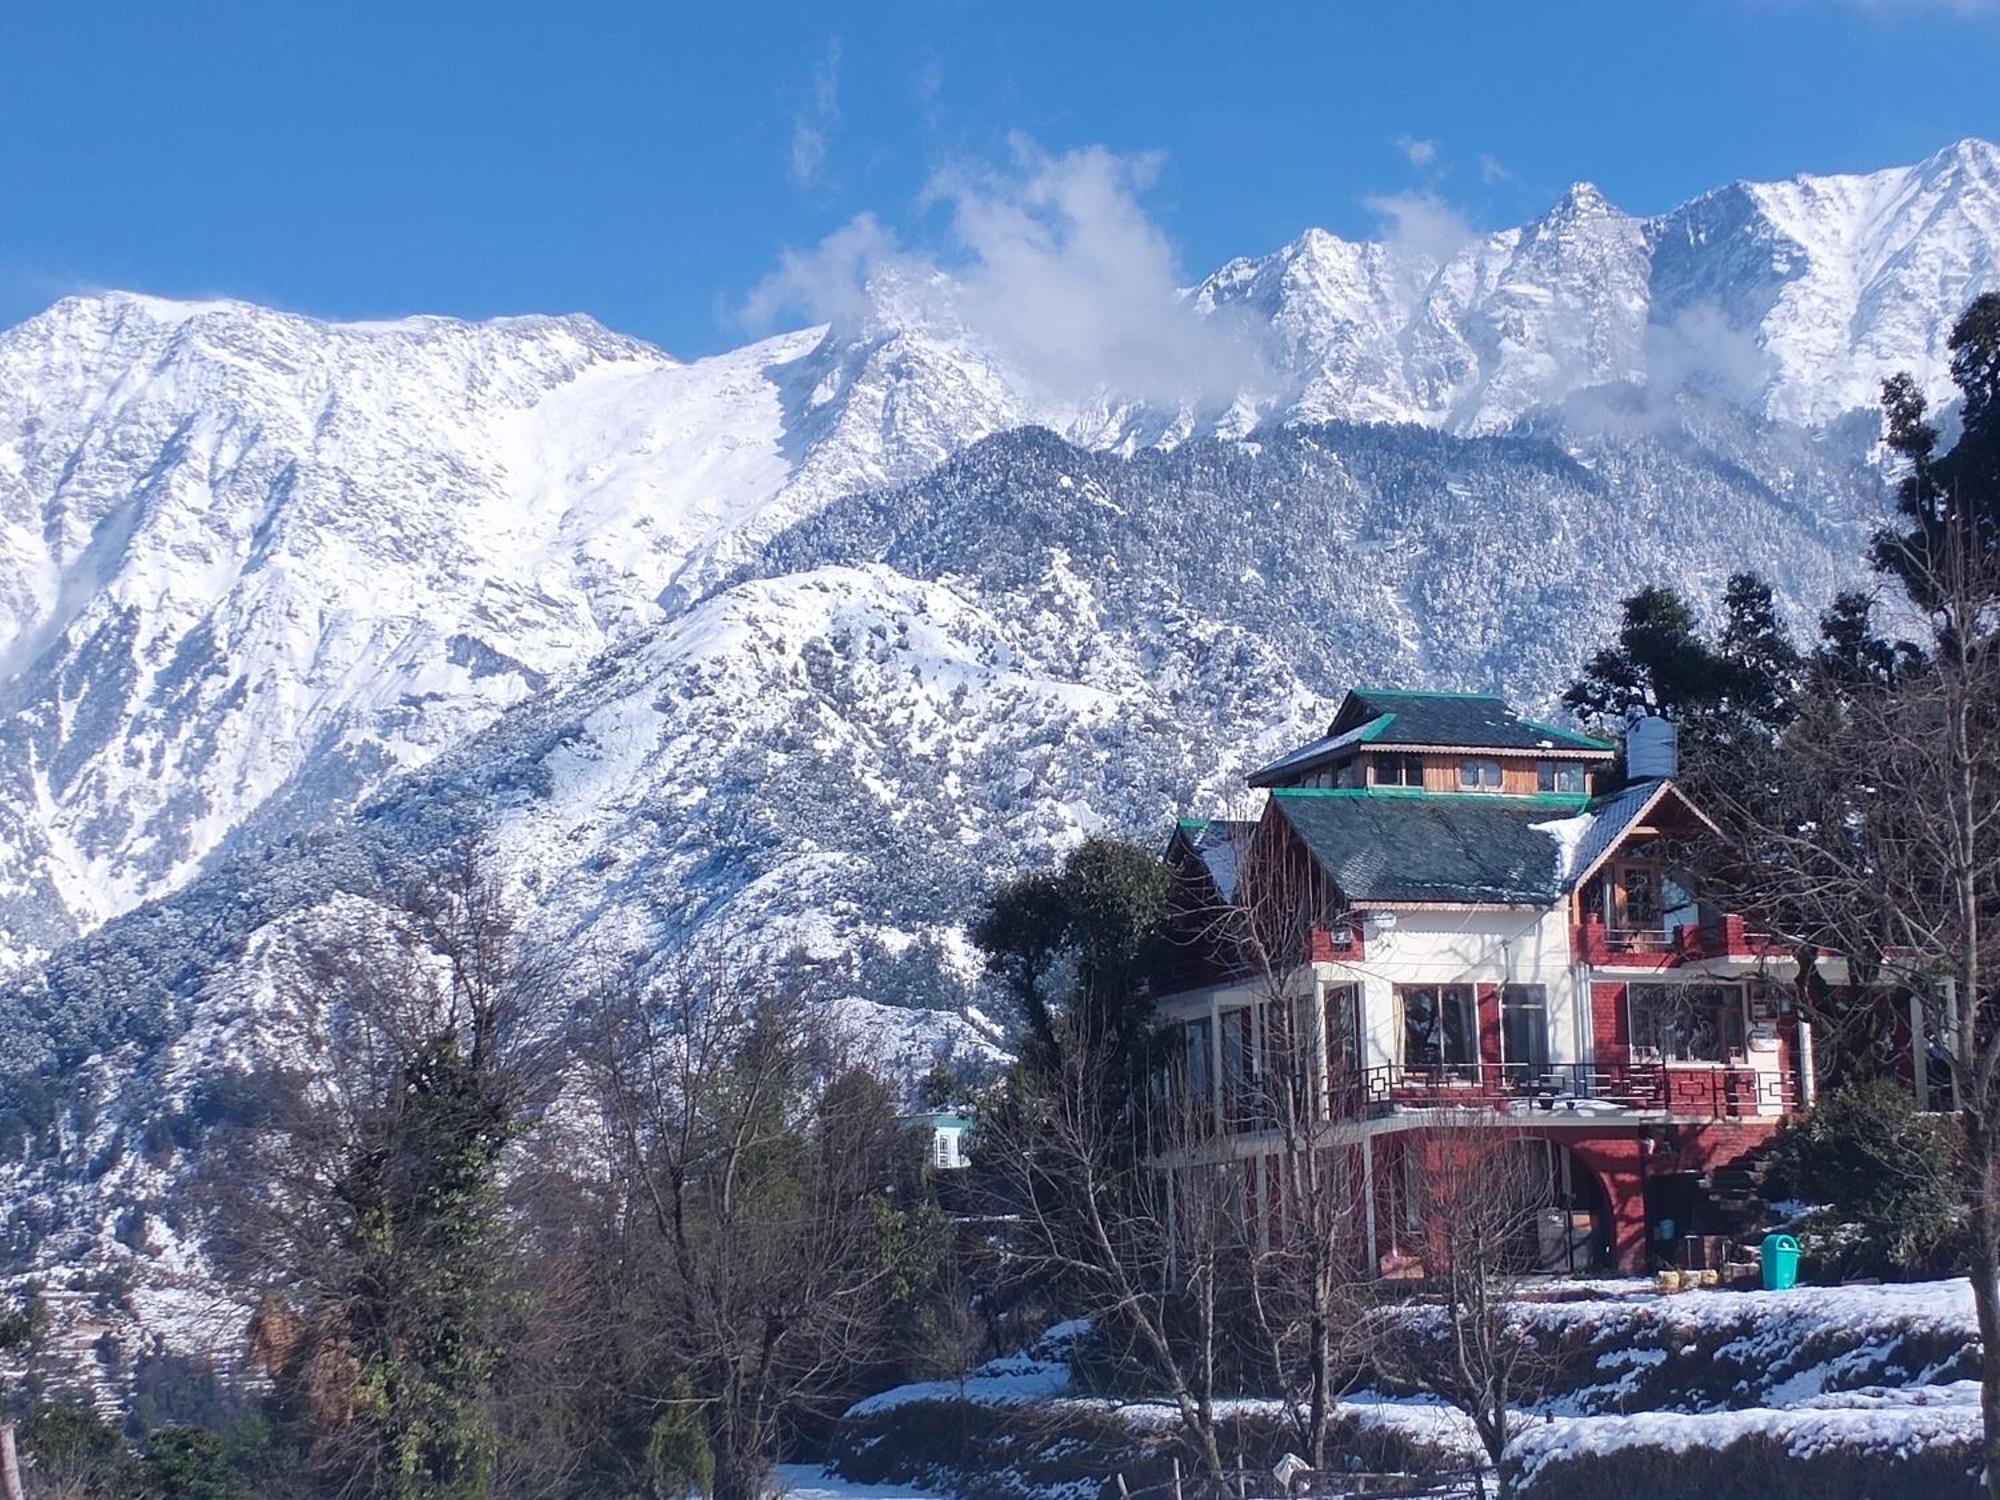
1537,760,1586,794
1458,758,1503,792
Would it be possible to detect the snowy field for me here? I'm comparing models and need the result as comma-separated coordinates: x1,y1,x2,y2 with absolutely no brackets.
837,1279,1986,1497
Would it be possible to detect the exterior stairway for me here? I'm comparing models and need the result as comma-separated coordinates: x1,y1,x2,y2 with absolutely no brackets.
1695,1133,1793,1244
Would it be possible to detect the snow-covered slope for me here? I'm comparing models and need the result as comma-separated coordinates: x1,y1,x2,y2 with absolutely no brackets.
0,417,1882,1284
3,138,2000,975
0,292,1037,965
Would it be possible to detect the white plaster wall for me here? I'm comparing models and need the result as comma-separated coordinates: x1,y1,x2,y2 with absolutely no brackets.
1317,907,1583,1071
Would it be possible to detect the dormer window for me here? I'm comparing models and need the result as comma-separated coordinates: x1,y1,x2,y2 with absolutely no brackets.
1537,760,1586,794
1458,758,1503,792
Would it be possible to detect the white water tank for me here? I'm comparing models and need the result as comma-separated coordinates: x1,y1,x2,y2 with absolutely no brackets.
1627,715,1679,780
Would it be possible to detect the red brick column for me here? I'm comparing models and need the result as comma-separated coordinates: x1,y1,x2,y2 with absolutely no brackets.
1569,1136,1649,1273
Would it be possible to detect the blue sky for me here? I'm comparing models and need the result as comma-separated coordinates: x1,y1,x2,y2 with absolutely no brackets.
4,1,2000,356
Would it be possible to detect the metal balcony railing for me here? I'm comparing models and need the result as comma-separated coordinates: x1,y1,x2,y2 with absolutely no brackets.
1357,1059,1798,1118
1575,915,1791,965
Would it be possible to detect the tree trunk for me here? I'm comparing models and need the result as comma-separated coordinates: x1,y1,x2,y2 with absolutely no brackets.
709,1444,769,1500
1307,1311,1330,1469
1966,1115,2000,1500
0,1424,21,1500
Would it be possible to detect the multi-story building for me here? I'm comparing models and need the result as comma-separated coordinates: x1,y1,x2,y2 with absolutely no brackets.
1154,687,1816,1276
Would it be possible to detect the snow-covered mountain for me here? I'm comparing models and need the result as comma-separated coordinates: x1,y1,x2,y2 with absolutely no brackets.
1,137,1997,987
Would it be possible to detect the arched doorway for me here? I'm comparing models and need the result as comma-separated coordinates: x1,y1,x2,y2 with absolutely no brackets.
1495,1137,1612,1274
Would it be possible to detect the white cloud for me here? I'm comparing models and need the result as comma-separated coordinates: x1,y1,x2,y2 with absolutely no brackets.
743,136,1268,409
1478,152,1512,185
1646,301,1774,405
741,212,902,333
789,39,843,187
916,58,945,131
1362,190,1478,263
1395,134,1440,169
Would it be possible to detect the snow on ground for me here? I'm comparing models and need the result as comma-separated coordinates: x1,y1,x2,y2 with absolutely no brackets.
774,1463,953,1500
843,1280,1984,1489
1512,1381,1982,1483
847,1323,1083,1415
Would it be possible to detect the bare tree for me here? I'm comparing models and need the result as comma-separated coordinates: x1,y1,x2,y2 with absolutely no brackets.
582,955,926,1500
1690,536,2000,1494
1192,822,1379,1470
1378,1123,1568,1498
980,1019,1236,1490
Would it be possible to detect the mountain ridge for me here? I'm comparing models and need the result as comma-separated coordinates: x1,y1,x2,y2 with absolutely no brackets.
1,138,1996,970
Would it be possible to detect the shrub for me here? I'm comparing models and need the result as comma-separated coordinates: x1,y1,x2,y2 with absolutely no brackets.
19,1401,146,1499
1775,1080,1964,1279
144,1425,250,1500
644,1377,714,1500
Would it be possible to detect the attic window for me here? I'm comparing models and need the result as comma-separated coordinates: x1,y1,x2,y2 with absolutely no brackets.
1458,758,1503,792
1537,761,1586,793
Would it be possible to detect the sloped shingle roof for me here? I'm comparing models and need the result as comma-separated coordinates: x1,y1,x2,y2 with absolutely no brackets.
1271,786,1670,906
1170,817,1259,901
1333,689,1613,753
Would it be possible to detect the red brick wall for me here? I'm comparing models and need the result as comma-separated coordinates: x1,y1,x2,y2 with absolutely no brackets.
1591,981,1629,1066
1478,984,1502,1067
1394,1119,1788,1274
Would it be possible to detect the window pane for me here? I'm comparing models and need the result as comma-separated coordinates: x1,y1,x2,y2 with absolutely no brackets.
1622,866,1660,925
1442,987,1474,1063
1501,984,1547,1067
1460,759,1501,790
1403,987,1440,1064
1628,984,1743,1063
1540,762,1584,792
1404,985,1479,1067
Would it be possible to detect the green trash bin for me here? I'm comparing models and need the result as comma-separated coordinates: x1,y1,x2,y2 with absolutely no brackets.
1761,1233,1802,1291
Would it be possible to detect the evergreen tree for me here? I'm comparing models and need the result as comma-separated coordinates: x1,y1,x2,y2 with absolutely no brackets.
1872,294,2000,613
337,1033,512,1500
972,836,1169,1117
1563,573,1801,763
1809,589,1931,697
1716,573,1804,729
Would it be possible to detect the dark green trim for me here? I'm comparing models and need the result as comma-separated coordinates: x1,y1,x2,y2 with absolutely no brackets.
1358,713,1394,742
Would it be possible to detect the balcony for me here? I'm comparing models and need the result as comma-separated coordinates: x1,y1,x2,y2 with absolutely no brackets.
1357,1060,1798,1120
1574,915,1789,967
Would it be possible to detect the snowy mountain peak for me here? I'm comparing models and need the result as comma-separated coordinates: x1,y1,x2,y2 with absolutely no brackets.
1549,181,1622,218
2,139,2000,967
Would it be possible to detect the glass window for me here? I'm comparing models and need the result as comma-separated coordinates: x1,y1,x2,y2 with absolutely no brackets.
1537,761,1585,793
1401,984,1478,1069
1629,983,1746,1063
1459,758,1503,790
1500,984,1548,1070
1620,863,1661,927
1185,1017,1213,1108
1374,753,1424,788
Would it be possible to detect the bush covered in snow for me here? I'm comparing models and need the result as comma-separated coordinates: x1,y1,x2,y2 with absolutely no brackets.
1511,1383,1983,1499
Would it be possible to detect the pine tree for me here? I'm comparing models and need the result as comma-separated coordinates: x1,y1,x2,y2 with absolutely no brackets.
1872,294,2000,613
